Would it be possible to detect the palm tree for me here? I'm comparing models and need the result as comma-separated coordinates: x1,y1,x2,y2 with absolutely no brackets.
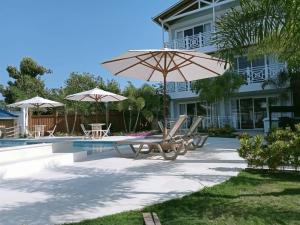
215,0,300,69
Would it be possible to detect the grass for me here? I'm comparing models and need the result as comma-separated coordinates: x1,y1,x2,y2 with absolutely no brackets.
66,169,300,225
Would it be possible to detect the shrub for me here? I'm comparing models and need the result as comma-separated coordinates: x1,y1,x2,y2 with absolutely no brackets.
238,123,300,171
239,135,264,168
208,124,235,137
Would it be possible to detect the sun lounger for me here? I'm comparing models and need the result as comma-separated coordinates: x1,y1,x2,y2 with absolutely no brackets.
114,115,188,160
178,116,208,150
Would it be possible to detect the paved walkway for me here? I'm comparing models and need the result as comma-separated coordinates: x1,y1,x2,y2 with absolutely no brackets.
0,137,246,225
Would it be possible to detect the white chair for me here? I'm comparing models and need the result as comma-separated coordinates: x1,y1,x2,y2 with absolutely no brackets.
47,125,57,137
81,124,91,138
101,123,111,137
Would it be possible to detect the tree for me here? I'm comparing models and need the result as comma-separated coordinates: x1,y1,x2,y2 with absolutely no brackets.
215,0,300,116
118,82,165,133
63,72,104,134
192,71,245,126
193,72,245,103
215,0,300,69
0,57,51,104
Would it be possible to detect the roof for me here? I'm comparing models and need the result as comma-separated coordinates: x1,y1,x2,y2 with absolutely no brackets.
152,0,197,27
0,109,18,119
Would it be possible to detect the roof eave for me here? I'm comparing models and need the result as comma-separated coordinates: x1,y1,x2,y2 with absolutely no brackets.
152,0,195,28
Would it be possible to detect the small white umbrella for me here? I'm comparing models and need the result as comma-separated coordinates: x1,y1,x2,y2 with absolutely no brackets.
8,96,64,108
65,87,127,123
65,88,127,102
8,96,64,135
101,48,229,138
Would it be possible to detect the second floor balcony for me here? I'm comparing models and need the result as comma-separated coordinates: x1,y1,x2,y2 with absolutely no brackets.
167,62,286,95
165,32,214,51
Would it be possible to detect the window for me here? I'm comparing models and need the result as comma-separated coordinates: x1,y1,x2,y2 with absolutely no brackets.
176,22,212,39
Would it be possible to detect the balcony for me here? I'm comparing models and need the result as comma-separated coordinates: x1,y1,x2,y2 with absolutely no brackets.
165,32,213,50
167,63,286,94
237,63,286,85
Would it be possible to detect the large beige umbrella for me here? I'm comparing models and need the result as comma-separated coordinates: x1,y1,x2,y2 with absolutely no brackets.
101,48,229,138
65,88,127,123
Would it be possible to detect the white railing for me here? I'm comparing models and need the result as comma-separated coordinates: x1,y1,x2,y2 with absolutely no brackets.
167,81,190,93
167,64,286,93
166,115,236,131
237,63,286,85
166,32,213,50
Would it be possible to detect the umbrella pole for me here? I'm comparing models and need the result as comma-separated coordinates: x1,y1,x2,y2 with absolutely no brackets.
163,73,167,141
96,100,99,123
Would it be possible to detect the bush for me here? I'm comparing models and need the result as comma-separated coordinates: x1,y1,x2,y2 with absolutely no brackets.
238,123,300,171
208,124,235,137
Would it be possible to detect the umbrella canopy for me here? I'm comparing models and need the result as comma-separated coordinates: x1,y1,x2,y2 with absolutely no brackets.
101,48,229,138
65,88,127,102
8,96,64,108
101,48,228,82
65,88,127,124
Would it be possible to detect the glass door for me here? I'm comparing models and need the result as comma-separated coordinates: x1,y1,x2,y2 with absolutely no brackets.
187,103,196,128
240,98,254,129
254,98,267,128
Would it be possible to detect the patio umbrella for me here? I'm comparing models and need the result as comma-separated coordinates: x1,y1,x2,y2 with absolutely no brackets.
101,48,229,138
8,96,64,135
8,96,64,108
65,87,127,122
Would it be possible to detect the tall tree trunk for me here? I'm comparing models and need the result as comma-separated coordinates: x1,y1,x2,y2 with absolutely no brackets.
129,110,132,133
122,111,127,133
133,110,141,132
71,109,78,134
64,107,70,134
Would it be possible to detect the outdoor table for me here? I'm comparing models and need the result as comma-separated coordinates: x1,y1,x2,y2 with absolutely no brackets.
34,125,46,138
89,123,105,139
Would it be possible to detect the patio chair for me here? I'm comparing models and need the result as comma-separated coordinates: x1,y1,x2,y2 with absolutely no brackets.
80,124,91,138
101,123,111,137
47,125,57,137
178,116,208,150
114,115,188,160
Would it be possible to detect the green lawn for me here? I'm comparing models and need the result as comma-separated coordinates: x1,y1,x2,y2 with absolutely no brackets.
66,169,300,225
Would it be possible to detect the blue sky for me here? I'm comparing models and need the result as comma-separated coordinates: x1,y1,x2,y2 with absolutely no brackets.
0,0,176,90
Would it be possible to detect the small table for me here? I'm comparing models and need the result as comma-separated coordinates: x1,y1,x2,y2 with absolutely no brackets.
89,123,105,139
34,125,46,138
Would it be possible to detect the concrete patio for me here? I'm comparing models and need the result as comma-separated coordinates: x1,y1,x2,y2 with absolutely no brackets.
0,137,246,225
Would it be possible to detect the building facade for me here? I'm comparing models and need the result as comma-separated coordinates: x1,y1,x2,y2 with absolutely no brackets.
153,0,292,131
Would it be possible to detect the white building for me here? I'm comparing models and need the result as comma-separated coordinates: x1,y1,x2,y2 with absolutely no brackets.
153,0,292,131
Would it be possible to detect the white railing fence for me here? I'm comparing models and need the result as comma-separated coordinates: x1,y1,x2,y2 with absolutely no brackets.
165,32,213,50
237,63,286,85
167,64,286,93
166,115,238,131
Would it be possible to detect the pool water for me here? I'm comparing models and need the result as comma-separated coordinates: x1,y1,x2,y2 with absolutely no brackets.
72,141,114,155
0,138,81,149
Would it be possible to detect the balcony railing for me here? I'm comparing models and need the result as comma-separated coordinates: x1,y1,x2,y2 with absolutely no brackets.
237,63,286,85
165,32,213,50
167,63,286,93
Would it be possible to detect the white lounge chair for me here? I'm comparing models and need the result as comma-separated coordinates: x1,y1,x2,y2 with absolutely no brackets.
47,125,57,137
101,123,111,137
114,115,188,160
177,116,209,150
80,124,91,138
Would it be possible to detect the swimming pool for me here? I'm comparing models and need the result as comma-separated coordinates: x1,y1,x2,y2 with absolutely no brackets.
0,138,81,149
72,141,115,155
